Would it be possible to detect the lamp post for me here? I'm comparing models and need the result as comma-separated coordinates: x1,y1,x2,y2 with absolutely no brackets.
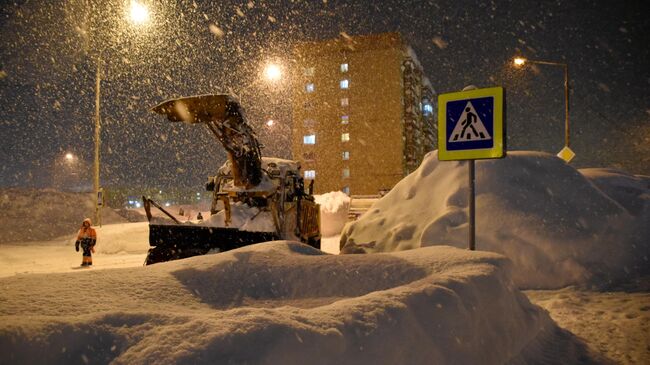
513,57,573,161
93,1,151,226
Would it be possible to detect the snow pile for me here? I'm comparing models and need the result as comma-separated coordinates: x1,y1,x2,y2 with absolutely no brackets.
198,202,276,232
340,151,649,289
0,241,602,364
92,222,150,255
315,191,350,237
0,188,127,243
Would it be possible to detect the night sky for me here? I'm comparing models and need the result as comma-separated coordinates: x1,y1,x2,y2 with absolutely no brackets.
1,0,648,191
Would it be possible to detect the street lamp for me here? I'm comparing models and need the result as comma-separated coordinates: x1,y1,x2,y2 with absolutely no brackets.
263,63,282,82
93,1,151,226
128,1,150,24
513,56,574,162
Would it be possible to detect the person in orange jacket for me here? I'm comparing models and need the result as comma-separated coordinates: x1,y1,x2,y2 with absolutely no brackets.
75,218,97,266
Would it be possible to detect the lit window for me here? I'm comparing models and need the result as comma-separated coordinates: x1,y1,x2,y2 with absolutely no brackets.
341,63,349,72
342,168,350,178
304,170,316,179
341,133,350,142
305,83,315,93
304,67,314,76
342,151,350,160
423,104,433,114
340,79,349,89
341,115,349,125
341,97,349,106
303,134,316,144
342,186,350,195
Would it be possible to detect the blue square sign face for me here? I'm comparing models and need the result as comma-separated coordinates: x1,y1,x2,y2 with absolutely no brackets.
438,87,504,160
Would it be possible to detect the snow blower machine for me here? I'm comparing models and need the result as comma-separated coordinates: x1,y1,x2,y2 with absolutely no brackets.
143,94,321,265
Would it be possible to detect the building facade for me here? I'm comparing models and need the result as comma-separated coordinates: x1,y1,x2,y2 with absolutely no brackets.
291,32,435,195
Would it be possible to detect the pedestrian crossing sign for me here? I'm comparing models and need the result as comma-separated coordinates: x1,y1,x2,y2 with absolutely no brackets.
438,86,505,160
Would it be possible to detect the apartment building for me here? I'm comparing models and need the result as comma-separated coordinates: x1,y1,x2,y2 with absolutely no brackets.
291,32,435,195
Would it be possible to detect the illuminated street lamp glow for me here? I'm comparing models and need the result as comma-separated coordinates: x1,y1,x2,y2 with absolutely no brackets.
264,64,282,81
266,119,275,127
512,55,571,150
129,1,150,25
65,153,74,161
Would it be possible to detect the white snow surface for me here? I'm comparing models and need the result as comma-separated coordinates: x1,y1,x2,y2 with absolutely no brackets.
1,151,647,363
198,201,276,232
315,191,350,237
340,150,649,289
0,241,603,364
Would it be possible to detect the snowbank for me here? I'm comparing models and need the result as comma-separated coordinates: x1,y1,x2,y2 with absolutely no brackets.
0,188,127,243
0,241,601,364
340,151,649,289
315,191,350,237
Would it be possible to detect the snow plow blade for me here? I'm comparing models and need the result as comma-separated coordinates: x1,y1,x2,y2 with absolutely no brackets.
145,225,278,265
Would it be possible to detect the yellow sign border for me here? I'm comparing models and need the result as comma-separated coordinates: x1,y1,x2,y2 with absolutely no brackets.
438,86,504,160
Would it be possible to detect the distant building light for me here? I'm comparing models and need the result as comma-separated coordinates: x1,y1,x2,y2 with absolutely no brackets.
423,104,433,114
341,115,349,125
164,202,171,207
304,170,316,179
303,134,316,144
342,168,350,178
128,200,134,205
340,79,349,89
306,83,315,93
196,192,201,196
135,202,142,208
342,186,350,195
342,151,350,160
341,63,349,72
266,119,275,127
341,132,350,142
341,97,349,106
304,67,315,76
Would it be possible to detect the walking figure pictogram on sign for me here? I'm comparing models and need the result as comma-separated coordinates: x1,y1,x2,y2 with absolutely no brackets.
449,101,491,142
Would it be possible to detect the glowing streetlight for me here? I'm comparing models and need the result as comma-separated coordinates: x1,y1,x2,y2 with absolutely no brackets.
264,63,282,82
512,56,572,160
65,152,74,161
513,57,526,66
129,1,150,25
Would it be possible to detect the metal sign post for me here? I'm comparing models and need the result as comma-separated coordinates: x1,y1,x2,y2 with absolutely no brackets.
438,86,505,250
468,160,476,250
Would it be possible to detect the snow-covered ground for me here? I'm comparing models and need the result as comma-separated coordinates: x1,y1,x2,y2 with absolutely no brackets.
525,288,649,365
1,151,648,364
0,222,150,277
0,241,608,364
